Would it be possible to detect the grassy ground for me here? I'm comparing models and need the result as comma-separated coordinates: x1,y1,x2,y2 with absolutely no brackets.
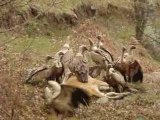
31,0,133,13
0,0,160,120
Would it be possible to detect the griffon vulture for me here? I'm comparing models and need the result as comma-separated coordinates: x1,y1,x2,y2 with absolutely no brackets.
25,53,64,83
25,43,71,84
88,37,114,78
62,45,89,83
104,67,130,93
114,46,143,83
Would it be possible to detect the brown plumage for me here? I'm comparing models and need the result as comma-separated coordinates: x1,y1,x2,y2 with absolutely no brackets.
114,46,143,83
62,45,89,83
104,67,129,93
88,37,114,78
25,55,64,83
89,65,102,78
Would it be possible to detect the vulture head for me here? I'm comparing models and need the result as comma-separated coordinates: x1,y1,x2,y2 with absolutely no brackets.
78,45,89,55
74,60,89,83
96,35,104,48
45,55,54,63
88,38,98,51
72,45,89,83
63,43,70,50
122,45,136,62
56,43,70,58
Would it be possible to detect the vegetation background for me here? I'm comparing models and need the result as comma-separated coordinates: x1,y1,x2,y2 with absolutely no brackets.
0,0,160,120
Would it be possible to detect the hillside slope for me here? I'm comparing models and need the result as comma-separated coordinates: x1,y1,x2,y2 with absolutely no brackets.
0,0,160,120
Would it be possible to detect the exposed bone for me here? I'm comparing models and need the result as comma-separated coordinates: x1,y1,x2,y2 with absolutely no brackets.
105,92,131,100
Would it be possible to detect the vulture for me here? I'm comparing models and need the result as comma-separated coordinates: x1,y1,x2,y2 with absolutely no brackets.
88,36,114,64
96,35,114,62
104,66,130,93
25,43,71,84
62,45,89,83
25,53,64,83
114,46,143,83
88,37,114,78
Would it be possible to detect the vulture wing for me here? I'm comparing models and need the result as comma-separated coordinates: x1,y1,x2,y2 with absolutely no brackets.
89,65,102,78
61,49,74,64
94,49,112,64
100,46,114,62
25,66,48,82
90,51,105,65
88,38,94,47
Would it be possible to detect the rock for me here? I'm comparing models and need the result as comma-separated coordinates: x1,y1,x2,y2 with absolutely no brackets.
99,85,110,91
96,96,109,104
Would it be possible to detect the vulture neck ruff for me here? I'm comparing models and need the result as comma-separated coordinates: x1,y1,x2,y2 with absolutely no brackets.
76,53,83,57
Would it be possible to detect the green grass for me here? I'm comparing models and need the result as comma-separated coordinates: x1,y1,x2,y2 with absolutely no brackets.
93,14,135,44
31,0,133,13
1,24,71,53
0,22,72,69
